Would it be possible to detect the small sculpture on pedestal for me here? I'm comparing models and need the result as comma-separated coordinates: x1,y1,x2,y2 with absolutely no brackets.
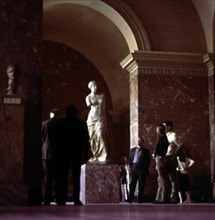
6,64,16,95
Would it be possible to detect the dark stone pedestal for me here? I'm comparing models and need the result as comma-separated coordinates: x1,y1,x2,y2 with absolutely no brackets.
0,100,28,205
80,163,121,204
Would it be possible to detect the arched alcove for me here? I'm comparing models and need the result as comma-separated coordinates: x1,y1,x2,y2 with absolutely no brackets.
43,0,150,112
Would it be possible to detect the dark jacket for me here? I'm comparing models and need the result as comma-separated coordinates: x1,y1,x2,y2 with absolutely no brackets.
129,147,151,175
57,115,90,163
41,117,59,160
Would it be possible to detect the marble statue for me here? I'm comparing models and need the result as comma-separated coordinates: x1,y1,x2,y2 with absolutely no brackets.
85,80,108,163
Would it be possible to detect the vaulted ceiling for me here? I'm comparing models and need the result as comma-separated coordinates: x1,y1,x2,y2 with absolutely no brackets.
43,0,214,112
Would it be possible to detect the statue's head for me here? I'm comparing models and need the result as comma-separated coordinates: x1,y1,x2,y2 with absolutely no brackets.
6,65,15,78
88,80,97,90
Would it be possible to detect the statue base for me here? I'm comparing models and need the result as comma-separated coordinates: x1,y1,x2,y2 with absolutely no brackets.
80,163,121,204
2,95,22,105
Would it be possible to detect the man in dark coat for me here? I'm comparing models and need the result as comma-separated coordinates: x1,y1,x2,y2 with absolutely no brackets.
128,136,151,203
41,108,59,205
55,104,89,206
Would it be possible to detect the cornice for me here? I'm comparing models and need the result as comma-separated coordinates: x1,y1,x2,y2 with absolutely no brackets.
120,51,207,77
203,53,215,76
122,51,204,65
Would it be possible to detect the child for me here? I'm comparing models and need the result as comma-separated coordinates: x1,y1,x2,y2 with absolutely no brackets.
119,156,130,202
176,151,195,204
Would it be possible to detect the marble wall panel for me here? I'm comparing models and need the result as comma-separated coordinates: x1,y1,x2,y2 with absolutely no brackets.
136,73,210,200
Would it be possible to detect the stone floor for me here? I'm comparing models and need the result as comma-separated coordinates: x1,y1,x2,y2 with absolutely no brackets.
0,203,215,220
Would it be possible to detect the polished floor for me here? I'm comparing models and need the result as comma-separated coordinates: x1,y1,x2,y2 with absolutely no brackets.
0,203,215,220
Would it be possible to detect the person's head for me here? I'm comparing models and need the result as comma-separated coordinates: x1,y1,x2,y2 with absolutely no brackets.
138,136,144,147
163,120,173,132
49,108,59,119
65,104,77,117
156,124,166,137
88,81,98,92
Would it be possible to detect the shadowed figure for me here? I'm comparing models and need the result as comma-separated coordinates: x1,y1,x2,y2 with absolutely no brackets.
41,108,60,205
55,104,89,206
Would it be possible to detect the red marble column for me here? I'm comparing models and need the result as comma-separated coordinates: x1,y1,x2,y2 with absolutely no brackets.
204,53,215,200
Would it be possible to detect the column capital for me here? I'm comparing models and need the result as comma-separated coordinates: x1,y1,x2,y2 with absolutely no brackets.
120,51,207,76
203,53,215,76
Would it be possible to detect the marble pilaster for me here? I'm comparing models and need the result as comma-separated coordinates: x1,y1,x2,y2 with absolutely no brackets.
203,53,215,200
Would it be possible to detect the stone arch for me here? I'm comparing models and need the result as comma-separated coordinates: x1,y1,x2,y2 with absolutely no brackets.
213,12,215,52
44,0,151,52
43,0,151,112
101,0,151,51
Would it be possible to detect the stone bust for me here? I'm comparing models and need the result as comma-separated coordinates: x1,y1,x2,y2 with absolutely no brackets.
6,64,16,95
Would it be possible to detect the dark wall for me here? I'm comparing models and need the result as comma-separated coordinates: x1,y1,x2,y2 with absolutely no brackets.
42,40,112,121
0,0,43,205
138,73,211,201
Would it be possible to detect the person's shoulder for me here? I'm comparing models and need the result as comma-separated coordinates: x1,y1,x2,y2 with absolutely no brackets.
42,119,50,126
167,131,176,136
58,116,66,125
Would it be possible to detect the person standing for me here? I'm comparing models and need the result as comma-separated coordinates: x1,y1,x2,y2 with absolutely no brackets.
55,104,89,206
153,124,169,203
163,120,183,203
85,80,108,163
176,147,195,203
41,108,60,205
119,156,130,202
128,137,150,203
